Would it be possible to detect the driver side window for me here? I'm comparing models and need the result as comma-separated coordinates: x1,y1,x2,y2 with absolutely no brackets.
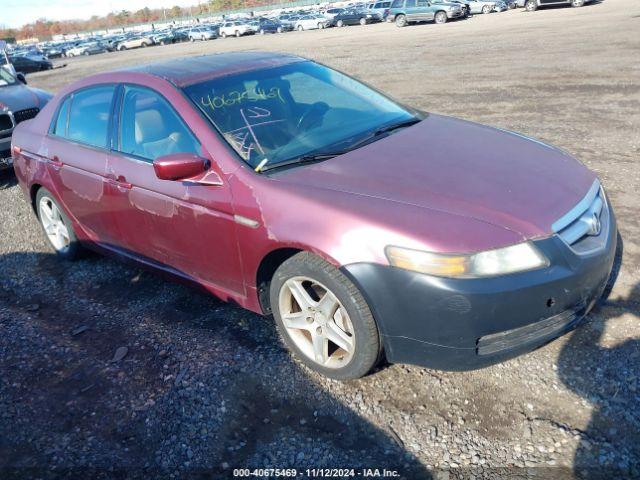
118,85,201,162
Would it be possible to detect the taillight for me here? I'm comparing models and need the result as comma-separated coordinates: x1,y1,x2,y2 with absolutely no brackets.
12,145,21,156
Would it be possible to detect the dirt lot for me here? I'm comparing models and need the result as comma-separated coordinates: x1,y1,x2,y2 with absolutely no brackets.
1,0,639,477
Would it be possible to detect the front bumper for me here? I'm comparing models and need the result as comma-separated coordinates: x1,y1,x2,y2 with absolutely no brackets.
448,10,466,17
342,209,618,371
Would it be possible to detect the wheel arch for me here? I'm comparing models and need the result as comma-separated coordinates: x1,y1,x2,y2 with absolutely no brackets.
254,245,343,314
30,183,43,214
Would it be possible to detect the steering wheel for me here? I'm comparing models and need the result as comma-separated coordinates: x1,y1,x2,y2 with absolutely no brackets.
296,102,329,132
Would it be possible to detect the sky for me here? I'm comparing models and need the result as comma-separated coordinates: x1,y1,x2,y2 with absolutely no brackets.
1,0,202,29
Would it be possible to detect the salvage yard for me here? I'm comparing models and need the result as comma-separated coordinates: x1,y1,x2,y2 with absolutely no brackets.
1,0,639,477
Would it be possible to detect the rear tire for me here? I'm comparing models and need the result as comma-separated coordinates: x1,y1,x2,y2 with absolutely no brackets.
395,14,407,26
141,42,148,48
36,188,81,261
571,0,584,6
337,19,344,27
360,17,367,25
434,10,448,23
235,30,241,37
298,25,304,31
482,4,492,13
221,31,227,38
525,0,537,10
270,252,381,380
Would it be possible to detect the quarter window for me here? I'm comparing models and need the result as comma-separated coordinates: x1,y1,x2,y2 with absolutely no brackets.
119,85,201,162
52,97,71,136
406,0,417,6
391,0,404,7
66,85,115,148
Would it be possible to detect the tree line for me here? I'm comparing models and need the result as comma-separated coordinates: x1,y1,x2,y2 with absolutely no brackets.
0,0,276,41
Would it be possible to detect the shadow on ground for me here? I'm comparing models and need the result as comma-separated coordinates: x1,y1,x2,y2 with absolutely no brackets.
0,250,432,479
557,237,640,479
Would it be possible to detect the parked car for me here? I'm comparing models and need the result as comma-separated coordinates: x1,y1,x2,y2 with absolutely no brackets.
256,18,292,34
493,0,509,10
389,0,466,25
218,21,255,38
65,42,107,57
519,0,591,10
188,26,218,41
43,46,65,58
11,52,618,380
0,68,51,171
456,0,497,12
152,31,177,45
116,35,154,51
9,55,53,74
323,7,345,19
331,9,381,26
295,14,331,30
447,0,472,16
367,1,393,19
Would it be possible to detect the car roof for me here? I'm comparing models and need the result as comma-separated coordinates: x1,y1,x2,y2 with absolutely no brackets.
120,51,306,87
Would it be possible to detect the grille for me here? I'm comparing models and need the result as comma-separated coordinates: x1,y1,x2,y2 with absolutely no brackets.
552,180,609,255
13,108,40,124
0,113,12,131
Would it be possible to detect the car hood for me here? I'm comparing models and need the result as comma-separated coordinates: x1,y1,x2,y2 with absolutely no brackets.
0,84,48,112
276,113,596,239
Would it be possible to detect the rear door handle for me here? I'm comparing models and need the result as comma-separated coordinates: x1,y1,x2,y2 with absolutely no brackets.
48,156,64,170
108,176,133,190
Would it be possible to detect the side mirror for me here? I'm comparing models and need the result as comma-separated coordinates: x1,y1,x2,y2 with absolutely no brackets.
153,153,207,181
16,72,27,84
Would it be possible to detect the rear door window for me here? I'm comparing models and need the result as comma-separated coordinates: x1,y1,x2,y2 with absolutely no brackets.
66,85,115,148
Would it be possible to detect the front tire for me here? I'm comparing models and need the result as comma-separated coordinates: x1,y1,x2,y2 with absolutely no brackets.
235,30,241,37
571,0,584,6
337,19,344,27
395,14,407,27
482,4,492,13
270,252,380,380
36,188,81,260
525,0,537,10
434,10,448,23
298,25,304,31
359,17,367,25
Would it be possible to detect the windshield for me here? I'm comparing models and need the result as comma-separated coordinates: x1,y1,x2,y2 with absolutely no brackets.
0,67,17,87
184,61,416,170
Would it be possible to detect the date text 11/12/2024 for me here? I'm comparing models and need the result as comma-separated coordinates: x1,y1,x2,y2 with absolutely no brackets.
232,467,401,477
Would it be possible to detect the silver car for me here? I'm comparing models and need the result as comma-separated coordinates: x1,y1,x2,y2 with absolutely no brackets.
459,0,496,13
0,68,51,170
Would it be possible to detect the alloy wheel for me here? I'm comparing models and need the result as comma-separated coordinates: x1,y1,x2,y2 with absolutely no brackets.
39,196,70,252
278,276,355,369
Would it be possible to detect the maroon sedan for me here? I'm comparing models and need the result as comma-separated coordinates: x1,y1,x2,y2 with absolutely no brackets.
11,52,618,379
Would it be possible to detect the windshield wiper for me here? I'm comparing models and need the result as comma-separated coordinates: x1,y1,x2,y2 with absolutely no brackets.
258,151,344,173
258,117,422,173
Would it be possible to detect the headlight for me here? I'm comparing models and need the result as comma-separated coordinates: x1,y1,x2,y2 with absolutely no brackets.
385,242,548,278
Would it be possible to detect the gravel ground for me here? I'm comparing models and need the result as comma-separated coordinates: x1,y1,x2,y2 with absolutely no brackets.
1,0,639,478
